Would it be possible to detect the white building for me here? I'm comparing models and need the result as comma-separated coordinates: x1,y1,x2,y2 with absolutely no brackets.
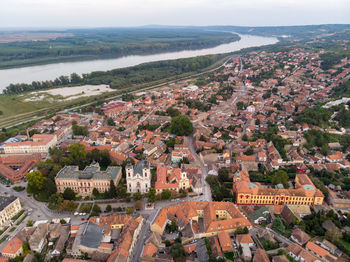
126,160,151,194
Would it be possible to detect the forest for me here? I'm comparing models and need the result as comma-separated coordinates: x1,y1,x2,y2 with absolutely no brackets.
0,28,239,69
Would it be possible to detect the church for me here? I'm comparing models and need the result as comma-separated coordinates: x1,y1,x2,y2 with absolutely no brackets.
126,159,151,194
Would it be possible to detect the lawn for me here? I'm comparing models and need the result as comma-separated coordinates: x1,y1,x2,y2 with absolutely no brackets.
78,203,93,213
0,227,9,236
11,210,24,221
16,214,28,226
0,235,8,244
13,186,25,192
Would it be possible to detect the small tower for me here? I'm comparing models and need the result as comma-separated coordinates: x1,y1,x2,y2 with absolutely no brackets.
126,158,133,179
143,159,150,179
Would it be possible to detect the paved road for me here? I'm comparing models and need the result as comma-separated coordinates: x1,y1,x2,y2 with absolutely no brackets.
188,134,212,202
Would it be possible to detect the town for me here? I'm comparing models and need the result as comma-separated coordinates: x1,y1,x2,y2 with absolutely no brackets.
0,29,350,262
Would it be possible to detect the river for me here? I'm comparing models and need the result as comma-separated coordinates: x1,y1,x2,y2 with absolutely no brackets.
0,34,278,92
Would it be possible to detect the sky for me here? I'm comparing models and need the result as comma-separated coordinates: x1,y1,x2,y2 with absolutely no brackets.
0,0,349,28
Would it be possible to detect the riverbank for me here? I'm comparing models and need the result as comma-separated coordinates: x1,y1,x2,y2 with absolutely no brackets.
0,34,278,92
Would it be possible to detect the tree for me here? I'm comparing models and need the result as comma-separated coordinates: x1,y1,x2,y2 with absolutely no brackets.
272,217,285,233
26,171,46,194
244,146,254,155
170,115,193,136
326,228,342,243
105,205,112,212
170,242,186,260
134,192,142,201
108,180,117,198
242,134,248,141
63,188,76,200
91,204,101,216
218,168,230,183
161,189,172,200
237,101,245,110
107,117,115,126
48,193,63,210
147,188,157,202
92,188,100,197
68,143,87,168
26,220,33,227
72,124,88,136
22,242,30,256
271,170,289,188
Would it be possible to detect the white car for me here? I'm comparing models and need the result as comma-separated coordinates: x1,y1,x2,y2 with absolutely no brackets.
74,212,79,216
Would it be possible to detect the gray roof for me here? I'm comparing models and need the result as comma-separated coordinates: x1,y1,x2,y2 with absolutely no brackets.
56,165,121,181
80,222,104,249
133,160,149,177
0,195,17,211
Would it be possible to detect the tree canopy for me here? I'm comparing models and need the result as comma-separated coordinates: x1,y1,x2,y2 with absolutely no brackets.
170,115,193,136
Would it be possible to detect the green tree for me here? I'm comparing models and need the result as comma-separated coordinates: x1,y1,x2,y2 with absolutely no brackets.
170,242,186,260
92,188,100,197
272,217,285,233
107,117,115,126
63,188,76,200
170,115,193,136
108,180,117,198
26,171,46,194
325,228,342,243
91,204,101,216
271,170,289,188
105,205,112,212
68,143,87,168
237,101,245,110
147,188,157,202
134,192,142,201
22,242,30,256
161,189,172,200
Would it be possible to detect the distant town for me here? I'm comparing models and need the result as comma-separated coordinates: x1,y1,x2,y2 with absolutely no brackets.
0,26,350,262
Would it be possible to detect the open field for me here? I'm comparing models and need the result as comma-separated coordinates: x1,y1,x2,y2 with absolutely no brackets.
0,32,73,43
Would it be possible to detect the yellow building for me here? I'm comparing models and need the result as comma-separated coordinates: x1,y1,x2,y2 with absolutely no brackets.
233,173,324,206
55,163,122,196
151,201,251,238
0,196,22,227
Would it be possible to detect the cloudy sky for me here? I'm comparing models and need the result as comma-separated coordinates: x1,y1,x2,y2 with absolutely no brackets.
0,0,349,28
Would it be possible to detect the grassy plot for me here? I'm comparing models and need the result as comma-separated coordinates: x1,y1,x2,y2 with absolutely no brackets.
11,210,24,221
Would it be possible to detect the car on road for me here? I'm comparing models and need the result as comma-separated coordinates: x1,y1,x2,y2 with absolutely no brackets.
74,212,79,216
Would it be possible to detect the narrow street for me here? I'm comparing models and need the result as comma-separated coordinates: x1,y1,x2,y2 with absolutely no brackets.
188,134,212,202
